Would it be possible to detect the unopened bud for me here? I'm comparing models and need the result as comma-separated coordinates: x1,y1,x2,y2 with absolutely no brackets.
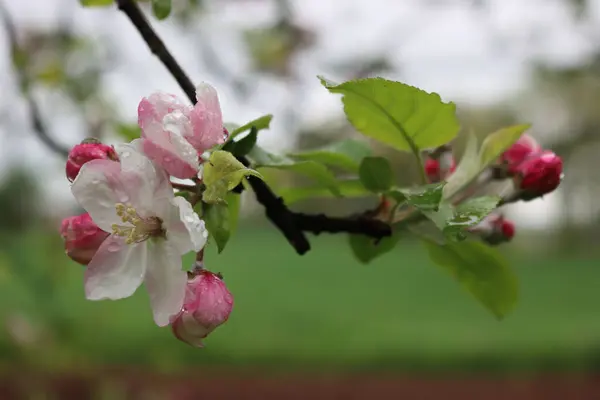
60,213,109,265
171,270,233,348
424,156,456,183
66,141,118,182
469,214,515,245
500,133,541,167
512,151,563,200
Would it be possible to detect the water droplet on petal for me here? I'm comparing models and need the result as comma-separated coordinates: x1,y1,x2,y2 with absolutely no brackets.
107,241,121,252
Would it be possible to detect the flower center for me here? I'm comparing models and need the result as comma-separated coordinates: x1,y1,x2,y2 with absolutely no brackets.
111,203,165,244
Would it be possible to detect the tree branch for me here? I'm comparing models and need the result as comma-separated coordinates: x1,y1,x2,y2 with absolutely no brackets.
115,0,196,103
293,213,391,238
0,2,69,157
115,0,391,254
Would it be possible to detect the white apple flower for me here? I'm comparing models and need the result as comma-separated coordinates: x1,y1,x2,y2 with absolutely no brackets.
71,139,207,326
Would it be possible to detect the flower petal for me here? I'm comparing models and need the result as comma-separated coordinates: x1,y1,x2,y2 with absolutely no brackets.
113,139,176,219
71,159,129,232
141,133,199,180
144,241,187,326
84,235,147,300
138,97,199,179
138,93,188,128
186,83,224,153
162,196,208,255
171,312,210,348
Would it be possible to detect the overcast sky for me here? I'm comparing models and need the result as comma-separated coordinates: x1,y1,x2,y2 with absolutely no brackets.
1,0,596,226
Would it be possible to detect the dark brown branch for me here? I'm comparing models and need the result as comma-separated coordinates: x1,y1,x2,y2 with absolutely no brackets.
292,213,391,238
115,0,196,103
0,2,69,157
115,0,391,254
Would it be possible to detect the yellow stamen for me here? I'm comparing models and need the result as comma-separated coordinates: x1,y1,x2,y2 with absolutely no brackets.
111,202,164,244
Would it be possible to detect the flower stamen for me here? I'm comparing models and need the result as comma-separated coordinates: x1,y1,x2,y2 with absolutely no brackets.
111,203,164,244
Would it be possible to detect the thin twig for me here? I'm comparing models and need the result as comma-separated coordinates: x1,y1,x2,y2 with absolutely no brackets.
0,2,69,157
115,0,196,103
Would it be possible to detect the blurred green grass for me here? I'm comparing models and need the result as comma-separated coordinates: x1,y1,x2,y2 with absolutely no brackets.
0,225,599,372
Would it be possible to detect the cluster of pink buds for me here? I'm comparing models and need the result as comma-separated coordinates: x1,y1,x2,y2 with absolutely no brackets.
500,134,563,201
421,133,562,246
59,83,233,347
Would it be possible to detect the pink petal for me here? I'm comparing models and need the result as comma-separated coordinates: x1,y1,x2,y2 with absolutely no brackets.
186,272,233,329
85,236,148,300
61,213,109,266
186,83,225,153
138,98,199,179
138,93,188,128
171,312,210,348
144,241,187,327
141,136,199,179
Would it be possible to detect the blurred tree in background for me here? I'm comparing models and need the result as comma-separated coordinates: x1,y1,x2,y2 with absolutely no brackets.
0,1,599,398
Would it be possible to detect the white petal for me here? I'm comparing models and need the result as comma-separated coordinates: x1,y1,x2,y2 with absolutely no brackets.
115,139,175,218
84,236,147,300
144,241,187,326
163,196,208,254
71,159,127,232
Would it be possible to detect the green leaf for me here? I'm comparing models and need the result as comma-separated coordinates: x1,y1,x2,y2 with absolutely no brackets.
479,124,531,166
442,134,479,199
349,233,401,264
319,76,460,153
443,125,530,200
226,192,241,236
422,239,518,319
279,180,369,204
359,157,393,192
443,196,501,241
80,0,112,5
290,139,371,172
151,0,172,20
249,145,341,196
229,115,273,140
224,126,258,158
391,183,445,212
203,150,263,204
203,203,231,253
115,123,141,141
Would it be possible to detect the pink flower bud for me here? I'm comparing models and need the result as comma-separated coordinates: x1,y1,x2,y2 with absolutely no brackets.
66,142,118,182
60,213,109,265
512,151,563,199
171,270,233,348
469,214,515,245
424,156,456,183
500,219,515,240
500,134,541,167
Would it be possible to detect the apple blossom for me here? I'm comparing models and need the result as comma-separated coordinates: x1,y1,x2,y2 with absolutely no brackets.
60,213,109,265
137,83,225,179
171,269,233,347
71,139,208,326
